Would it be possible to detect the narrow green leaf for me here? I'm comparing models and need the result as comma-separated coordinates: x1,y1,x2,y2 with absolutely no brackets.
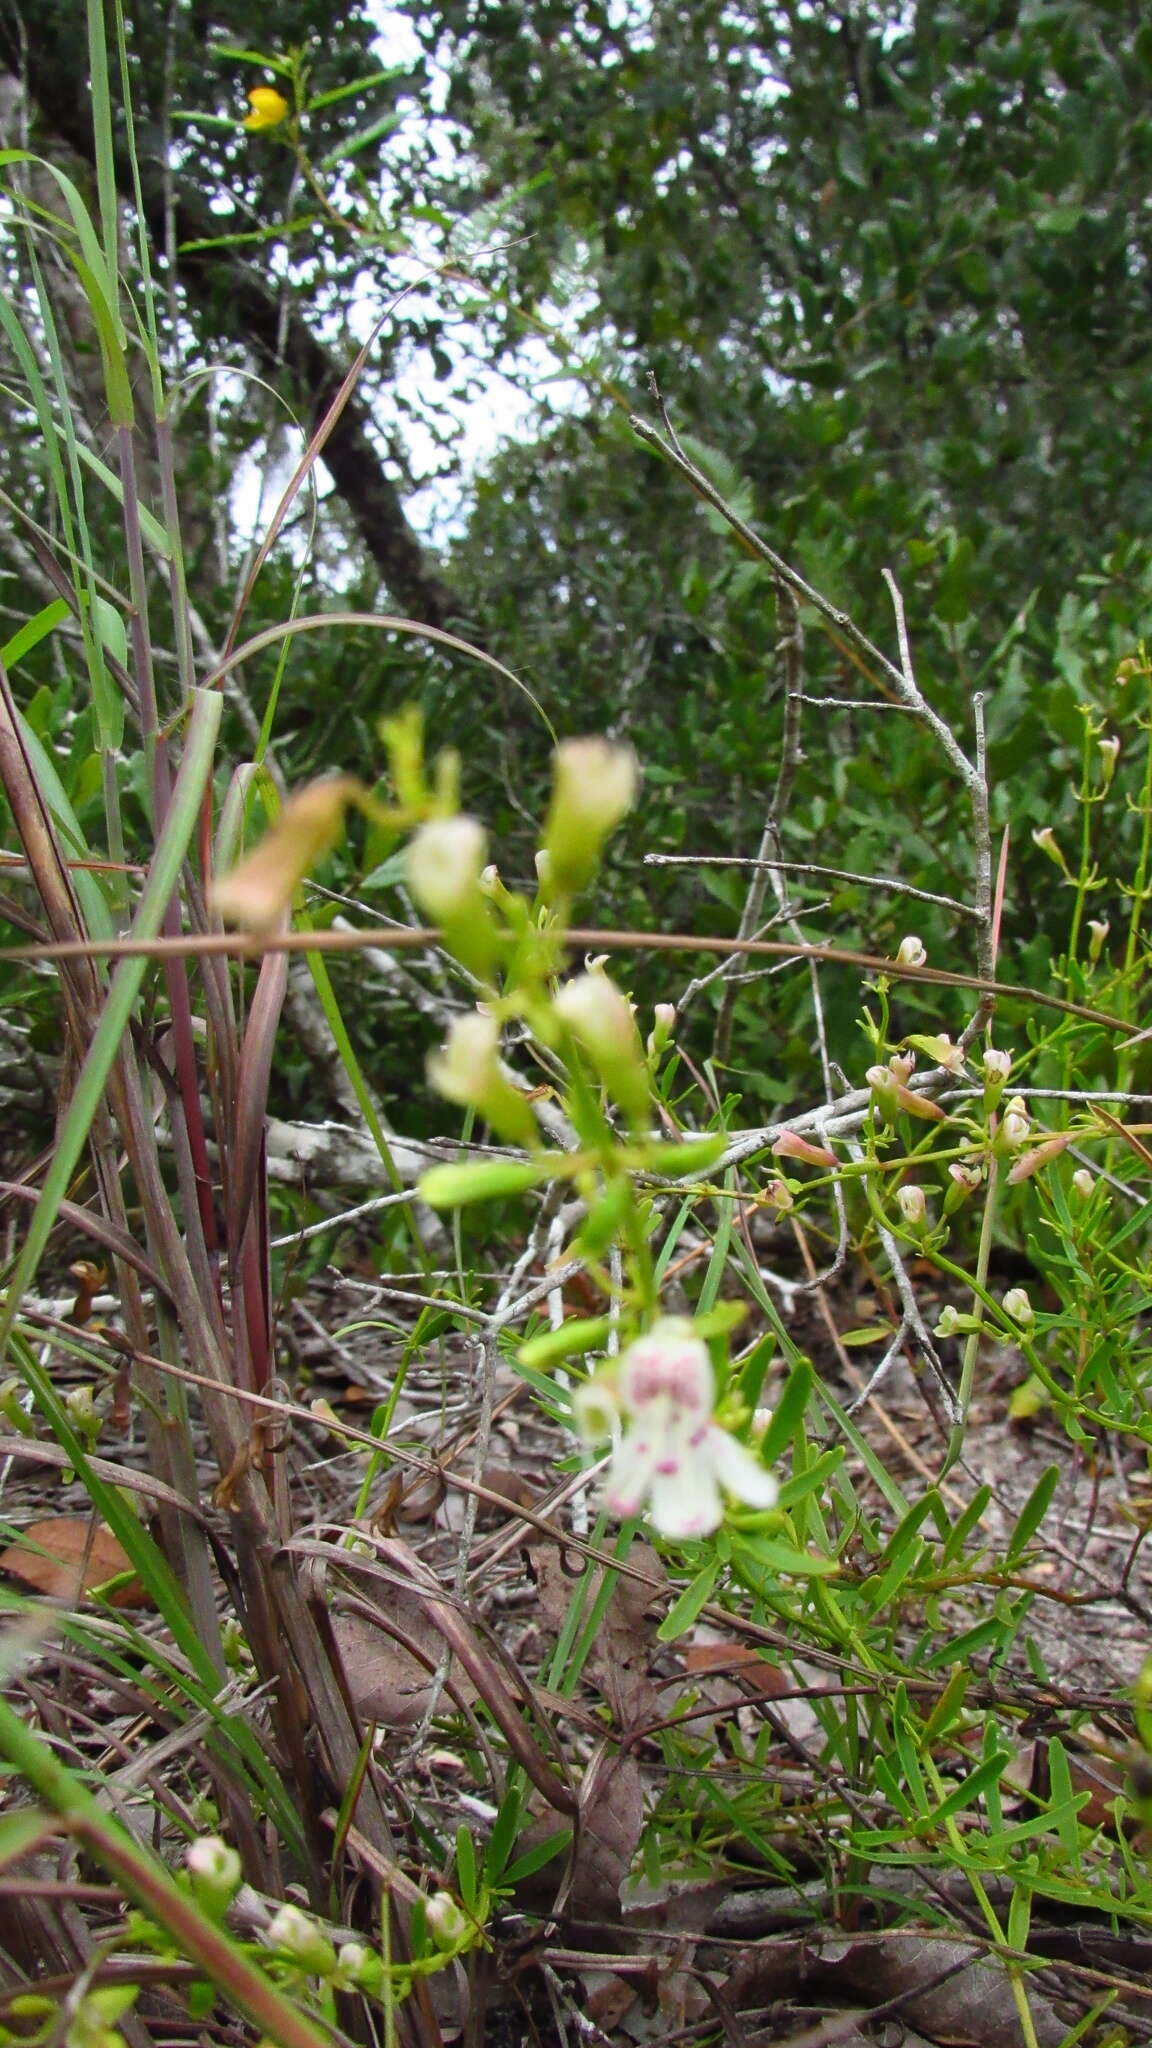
500,1829,572,1888
696,1166,735,1315
894,1711,929,1816
177,217,320,253
91,594,128,669
14,712,113,939
211,44,296,75
518,1316,614,1370
65,248,133,426
994,1796,1093,1849
0,601,70,670
1005,1463,1060,1564
815,1382,912,1516
920,1667,969,1749
307,66,407,113
318,111,406,170
484,1784,523,1885
71,435,171,555
924,1617,1008,1668
927,1747,1012,1827
939,1484,993,1564
86,0,121,284
758,1359,813,1464
1004,1884,1033,1949
455,1825,477,1911
1046,1737,1090,1858
657,1561,721,1641
775,1447,842,1508
873,1753,917,1822
730,1533,838,1581
169,112,245,130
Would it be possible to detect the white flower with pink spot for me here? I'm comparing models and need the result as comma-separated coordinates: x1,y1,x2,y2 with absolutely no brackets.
575,1320,779,1538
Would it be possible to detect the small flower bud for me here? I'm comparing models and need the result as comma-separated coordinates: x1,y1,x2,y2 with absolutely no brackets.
943,1161,983,1213
773,1128,837,1167
1032,826,1068,873
866,1063,944,1125
572,1374,623,1445
1098,734,1120,785
334,1942,382,1993
646,1002,677,1062
265,1903,338,1976
408,816,499,976
186,1835,242,1909
1002,1287,1034,1328
540,738,638,897
1071,1167,1095,1200
935,1304,962,1337
425,1890,470,1950
1000,1095,1030,1147
427,1011,498,1103
65,1385,99,1440
896,1183,927,1228
221,1618,249,1670
427,1012,537,1148
554,970,651,1127
889,1051,916,1084
407,816,487,922
1007,1132,1073,1183
763,1178,794,1213
865,1064,899,1123
1087,917,1110,964
211,777,357,933
894,935,927,968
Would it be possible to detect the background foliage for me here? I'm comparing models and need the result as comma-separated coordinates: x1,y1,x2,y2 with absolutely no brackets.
4,0,1151,1125
2,5,1152,2042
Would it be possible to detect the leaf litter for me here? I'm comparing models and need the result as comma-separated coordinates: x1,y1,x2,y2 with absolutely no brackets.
2,1262,1152,2046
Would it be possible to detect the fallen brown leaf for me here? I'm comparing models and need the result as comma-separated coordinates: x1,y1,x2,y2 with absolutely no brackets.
0,1518,145,1607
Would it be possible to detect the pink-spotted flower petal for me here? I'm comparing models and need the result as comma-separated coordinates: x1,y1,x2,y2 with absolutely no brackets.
581,1319,778,1539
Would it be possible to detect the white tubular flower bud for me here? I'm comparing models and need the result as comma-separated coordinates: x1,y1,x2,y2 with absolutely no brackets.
541,738,638,896
1002,1287,1034,1328
554,969,651,1127
185,1836,242,1909
265,1903,338,1976
1000,1095,1030,1147
406,817,487,922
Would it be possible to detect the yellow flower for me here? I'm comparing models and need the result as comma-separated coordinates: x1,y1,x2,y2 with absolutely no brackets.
243,86,290,131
